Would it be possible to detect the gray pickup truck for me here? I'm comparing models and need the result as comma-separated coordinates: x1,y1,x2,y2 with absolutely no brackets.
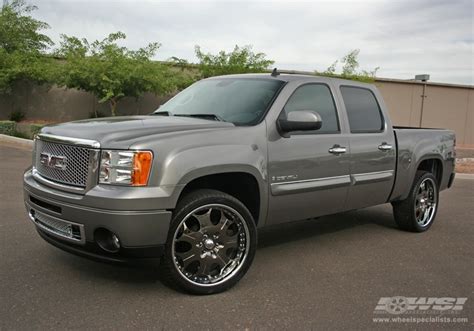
23,73,456,294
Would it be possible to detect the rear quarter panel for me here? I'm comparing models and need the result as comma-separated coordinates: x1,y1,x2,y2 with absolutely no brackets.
390,128,456,201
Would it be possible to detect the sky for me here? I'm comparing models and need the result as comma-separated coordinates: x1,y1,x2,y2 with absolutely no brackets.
30,0,473,85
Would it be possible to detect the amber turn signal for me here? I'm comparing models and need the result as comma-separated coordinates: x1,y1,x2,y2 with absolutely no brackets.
131,151,153,186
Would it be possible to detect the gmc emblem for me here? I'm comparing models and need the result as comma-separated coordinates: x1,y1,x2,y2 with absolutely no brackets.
40,153,68,171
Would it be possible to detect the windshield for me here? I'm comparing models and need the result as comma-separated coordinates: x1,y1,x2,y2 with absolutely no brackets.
155,78,285,125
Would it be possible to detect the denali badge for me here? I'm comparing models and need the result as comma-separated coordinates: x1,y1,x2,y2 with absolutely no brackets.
40,153,68,171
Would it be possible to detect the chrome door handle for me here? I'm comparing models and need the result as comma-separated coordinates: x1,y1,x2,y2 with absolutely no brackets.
328,145,347,155
378,143,393,151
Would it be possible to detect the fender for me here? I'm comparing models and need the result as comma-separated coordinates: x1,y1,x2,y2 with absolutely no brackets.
413,154,444,185
160,144,269,225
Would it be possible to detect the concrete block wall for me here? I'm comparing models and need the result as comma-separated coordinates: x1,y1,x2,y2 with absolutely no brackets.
1,78,472,146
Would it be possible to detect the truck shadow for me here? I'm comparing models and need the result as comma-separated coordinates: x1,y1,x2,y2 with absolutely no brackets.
53,249,162,283
257,204,398,249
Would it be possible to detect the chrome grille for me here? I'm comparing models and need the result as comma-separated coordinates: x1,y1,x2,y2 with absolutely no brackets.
26,204,85,244
35,211,74,238
35,139,91,187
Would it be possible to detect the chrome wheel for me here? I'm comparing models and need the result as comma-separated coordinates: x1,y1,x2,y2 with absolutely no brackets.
414,178,437,227
171,204,250,287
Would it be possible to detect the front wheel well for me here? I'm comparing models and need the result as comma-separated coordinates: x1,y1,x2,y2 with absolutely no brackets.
417,158,443,185
177,172,261,224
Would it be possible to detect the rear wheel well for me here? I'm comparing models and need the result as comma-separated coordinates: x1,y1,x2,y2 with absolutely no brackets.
417,159,443,185
178,173,261,224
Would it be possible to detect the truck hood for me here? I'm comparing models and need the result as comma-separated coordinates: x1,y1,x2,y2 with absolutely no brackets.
40,116,235,148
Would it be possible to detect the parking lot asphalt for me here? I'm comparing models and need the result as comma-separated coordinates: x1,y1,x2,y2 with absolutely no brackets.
1,143,473,330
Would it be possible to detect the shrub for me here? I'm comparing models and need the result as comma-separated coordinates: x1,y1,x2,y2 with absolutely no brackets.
0,120,16,135
12,130,30,139
30,123,44,137
8,109,25,122
317,49,379,83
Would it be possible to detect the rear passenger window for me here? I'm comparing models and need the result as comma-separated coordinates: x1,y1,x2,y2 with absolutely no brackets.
340,86,384,133
283,84,339,133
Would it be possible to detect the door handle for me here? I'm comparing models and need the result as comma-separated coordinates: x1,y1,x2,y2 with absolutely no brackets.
378,143,393,151
328,145,347,155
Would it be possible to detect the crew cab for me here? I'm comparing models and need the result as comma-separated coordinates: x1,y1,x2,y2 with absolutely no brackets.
23,72,456,294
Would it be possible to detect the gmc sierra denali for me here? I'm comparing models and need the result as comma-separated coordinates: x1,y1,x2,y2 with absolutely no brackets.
23,72,456,294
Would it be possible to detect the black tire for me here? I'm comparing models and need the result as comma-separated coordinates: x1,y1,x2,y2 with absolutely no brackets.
392,171,439,232
160,189,257,294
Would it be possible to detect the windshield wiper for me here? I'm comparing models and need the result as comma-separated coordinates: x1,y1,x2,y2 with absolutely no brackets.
174,114,225,122
150,111,171,116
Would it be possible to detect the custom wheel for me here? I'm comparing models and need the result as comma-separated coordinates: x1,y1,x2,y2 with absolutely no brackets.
392,171,439,232
161,189,257,294
414,177,438,227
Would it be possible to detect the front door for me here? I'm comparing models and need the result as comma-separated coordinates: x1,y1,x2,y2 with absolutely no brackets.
266,83,351,225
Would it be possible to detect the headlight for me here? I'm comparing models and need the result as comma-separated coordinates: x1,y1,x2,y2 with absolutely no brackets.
99,150,153,186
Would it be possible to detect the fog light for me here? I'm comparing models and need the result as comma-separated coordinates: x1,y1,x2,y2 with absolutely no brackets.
95,228,121,253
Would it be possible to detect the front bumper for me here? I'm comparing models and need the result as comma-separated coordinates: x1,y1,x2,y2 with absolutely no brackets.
24,169,173,261
36,228,164,264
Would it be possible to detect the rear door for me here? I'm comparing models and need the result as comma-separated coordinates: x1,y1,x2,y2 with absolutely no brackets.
336,84,396,209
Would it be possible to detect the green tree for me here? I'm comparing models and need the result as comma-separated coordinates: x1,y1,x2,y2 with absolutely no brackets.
320,49,379,82
195,45,274,78
166,56,198,90
56,32,178,116
0,0,54,92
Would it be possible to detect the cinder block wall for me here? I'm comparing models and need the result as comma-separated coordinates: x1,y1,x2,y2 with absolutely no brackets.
0,81,173,122
375,80,473,146
0,79,473,146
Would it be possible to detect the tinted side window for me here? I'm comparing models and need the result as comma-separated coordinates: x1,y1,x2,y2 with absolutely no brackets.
283,84,339,133
340,86,384,133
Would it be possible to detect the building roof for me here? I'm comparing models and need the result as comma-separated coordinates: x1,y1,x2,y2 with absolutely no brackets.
249,69,474,89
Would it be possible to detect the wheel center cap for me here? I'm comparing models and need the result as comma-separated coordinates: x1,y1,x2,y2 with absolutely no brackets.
203,238,215,250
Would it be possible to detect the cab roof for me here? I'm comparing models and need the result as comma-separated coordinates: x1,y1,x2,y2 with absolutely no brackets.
206,72,375,88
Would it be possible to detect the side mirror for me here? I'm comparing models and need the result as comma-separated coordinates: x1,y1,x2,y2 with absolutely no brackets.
277,111,322,137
